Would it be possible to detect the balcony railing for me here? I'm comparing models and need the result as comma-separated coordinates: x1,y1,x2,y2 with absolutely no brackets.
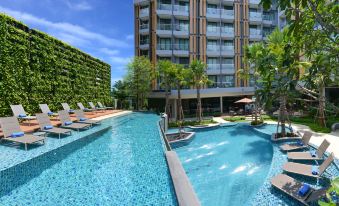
173,44,189,50
221,27,234,34
207,45,219,51
263,14,274,21
207,64,220,70
249,0,261,4
250,29,262,35
221,45,234,51
157,24,172,30
140,39,149,45
209,82,235,88
140,8,149,16
174,24,189,31
173,5,189,12
221,10,234,17
207,8,234,18
249,12,262,20
158,4,172,11
157,44,172,50
140,24,149,30
207,26,219,33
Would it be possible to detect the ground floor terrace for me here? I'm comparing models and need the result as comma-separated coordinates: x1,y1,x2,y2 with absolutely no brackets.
148,87,255,119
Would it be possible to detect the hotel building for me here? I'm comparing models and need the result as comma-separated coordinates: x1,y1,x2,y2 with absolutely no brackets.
134,0,286,118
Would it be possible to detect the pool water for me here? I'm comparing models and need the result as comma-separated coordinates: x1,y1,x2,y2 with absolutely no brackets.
0,113,177,206
175,124,273,206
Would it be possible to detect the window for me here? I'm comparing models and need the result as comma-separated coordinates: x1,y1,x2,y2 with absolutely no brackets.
222,58,233,64
158,38,171,50
207,4,217,9
224,6,233,10
177,39,189,50
140,35,149,44
207,22,218,32
249,8,258,12
207,58,218,65
222,40,233,46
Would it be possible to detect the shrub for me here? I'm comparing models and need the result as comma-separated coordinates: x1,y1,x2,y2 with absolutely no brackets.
224,116,246,122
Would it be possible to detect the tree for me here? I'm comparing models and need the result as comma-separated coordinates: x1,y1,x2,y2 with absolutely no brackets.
125,56,155,110
173,64,190,122
111,80,128,109
157,60,176,115
189,59,209,122
243,28,310,137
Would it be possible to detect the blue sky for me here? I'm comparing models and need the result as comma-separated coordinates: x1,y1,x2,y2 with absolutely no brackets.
0,0,134,85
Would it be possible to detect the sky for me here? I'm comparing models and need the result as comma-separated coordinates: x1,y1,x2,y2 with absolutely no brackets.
0,0,134,86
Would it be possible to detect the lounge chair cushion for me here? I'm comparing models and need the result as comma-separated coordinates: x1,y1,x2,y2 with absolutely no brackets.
80,118,87,121
44,125,53,130
18,114,27,118
11,132,25,138
47,112,54,115
312,166,319,175
65,121,73,126
298,184,311,197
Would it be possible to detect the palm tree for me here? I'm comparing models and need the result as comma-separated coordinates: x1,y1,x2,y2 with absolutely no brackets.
189,60,209,122
174,64,190,122
157,60,176,115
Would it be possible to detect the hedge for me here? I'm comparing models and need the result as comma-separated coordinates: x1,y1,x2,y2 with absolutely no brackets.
0,14,111,116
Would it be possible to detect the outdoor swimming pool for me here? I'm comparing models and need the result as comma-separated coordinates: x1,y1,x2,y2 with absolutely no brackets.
175,124,273,206
0,113,177,206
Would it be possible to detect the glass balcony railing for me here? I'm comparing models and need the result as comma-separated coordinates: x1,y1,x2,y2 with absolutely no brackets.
250,12,262,20
221,10,234,17
174,24,189,32
140,8,149,16
207,27,219,33
173,44,189,51
221,45,234,51
221,27,234,34
140,39,149,45
207,8,234,18
250,29,262,36
263,30,273,37
263,14,274,21
173,5,189,12
157,44,172,50
207,45,219,51
158,4,172,11
140,24,149,30
207,64,220,70
209,82,235,88
157,24,172,30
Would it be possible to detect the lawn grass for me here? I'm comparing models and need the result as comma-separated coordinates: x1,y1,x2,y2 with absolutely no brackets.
223,116,247,122
168,119,217,128
260,115,338,133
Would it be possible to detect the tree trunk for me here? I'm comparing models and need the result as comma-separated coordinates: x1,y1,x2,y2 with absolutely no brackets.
318,83,326,127
165,83,170,115
177,84,182,122
197,85,202,122
279,96,287,137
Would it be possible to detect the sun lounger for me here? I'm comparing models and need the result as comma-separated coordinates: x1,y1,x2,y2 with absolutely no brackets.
61,103,75,114
0,117,45,150
97,102,113,110
283,153,334,178
280,131,312,152
36,113,72,139
77,102,93,112
10,104,36,126
58,110,91,132
287,139,330,161
89,102,105,113
39,104,58,117
74,110,101,126
271,174,328,205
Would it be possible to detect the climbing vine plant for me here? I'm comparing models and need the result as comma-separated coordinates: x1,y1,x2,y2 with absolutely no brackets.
0,14,111,116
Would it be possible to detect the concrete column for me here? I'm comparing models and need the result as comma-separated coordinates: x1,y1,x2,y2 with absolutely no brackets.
220,96,223,115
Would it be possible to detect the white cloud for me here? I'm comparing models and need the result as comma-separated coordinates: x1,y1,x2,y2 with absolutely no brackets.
65,0,92,11
126,34,134,40
0,6,129,48
99,48,120,56
110,56,132,64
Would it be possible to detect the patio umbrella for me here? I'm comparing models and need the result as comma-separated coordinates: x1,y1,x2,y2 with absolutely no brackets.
234,98,254,104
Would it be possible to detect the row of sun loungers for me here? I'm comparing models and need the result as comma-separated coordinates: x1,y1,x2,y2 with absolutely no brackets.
270,131,335,205
0,109,103,150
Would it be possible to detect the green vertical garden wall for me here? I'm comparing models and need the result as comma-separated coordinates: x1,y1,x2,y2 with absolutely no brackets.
0,14,111,116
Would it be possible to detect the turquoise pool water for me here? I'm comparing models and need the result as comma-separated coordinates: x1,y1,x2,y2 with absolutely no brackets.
175,124,273,206
0,113,177,205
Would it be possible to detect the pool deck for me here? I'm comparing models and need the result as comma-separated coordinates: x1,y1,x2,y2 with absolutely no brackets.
0,110,128,137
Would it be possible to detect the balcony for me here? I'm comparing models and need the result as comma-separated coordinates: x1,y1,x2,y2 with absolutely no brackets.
140,40,149,50
156,44,172,56
173,24,189,37
220,27,234,38
134,0,150,5
221,64,235,74
157,24,172,37
140,8,149,19
221,45,234,56
249,0,261,7
206,27,220,38
208,82,235,88
249,12,262,23
207,64,220,75
157,4,172,17
173,44,189,56
221,10,234,21
173,5,189,18
263,14,274,25
139,24,149,34
249,29,262,40
206,45,220,56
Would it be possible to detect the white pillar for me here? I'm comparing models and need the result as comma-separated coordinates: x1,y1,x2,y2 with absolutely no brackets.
220,97,223,115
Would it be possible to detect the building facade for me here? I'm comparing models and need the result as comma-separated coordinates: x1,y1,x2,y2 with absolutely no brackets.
134,0,285,118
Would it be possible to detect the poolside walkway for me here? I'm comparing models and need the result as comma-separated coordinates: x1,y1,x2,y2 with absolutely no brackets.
0,110,129,137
